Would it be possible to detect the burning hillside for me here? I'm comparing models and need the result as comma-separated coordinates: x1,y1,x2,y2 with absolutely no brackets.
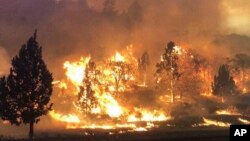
50,45,171,131
49,43,250,132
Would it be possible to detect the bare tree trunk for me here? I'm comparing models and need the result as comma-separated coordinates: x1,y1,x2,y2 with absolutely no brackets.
115,78,119,92
171,79,175,103
170,55,175,103
29,120,34,140
144,72,147,86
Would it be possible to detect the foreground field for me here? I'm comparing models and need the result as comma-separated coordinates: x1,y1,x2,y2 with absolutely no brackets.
0,127,229,141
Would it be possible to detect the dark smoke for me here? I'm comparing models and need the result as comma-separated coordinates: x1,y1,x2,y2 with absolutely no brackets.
0,0,225,77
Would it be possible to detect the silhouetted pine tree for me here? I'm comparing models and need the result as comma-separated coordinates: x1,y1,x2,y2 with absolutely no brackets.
212,64,237,102
0,30,53,139
0,76,21,125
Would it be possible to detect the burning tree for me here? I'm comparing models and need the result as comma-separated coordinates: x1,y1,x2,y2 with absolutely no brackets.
138,52,150,85
108,52,135,92
174,50,206,100
189,52,212,95
227,54,250,79
212,64,237,102
0,31,53,139
76,60,98,115
227,54,250,93
155,41,181,103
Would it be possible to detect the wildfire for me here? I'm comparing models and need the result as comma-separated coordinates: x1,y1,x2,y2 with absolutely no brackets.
66,123,138,130
202,118,230,127
238,118,250,124
127,109,169,122
112,52,125,62
64,57,91,87
243,88,247,94
48,47,174,131
60,51,134,118
216,109,241,116
52,80,68,89
49,110,80,123
49,43,249,131
174,46,182,55
132,127,147,132
96,92,123,118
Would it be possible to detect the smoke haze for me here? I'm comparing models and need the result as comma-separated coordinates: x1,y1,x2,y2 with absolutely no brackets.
0,0,249,77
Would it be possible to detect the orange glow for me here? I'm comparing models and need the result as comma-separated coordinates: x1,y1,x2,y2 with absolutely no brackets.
127,109,170,122
64,57,91,87
201,118,230,127
216,108,241,116
111,52,125,62
49,110,80,123
238,118,250,124
48,47,173,130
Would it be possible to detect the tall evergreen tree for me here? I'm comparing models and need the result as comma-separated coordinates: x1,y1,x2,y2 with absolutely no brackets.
212,64,237,102
0,76,20,125
0,30,53,139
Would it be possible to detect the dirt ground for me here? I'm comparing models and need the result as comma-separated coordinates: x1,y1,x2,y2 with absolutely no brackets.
0,127,229,141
